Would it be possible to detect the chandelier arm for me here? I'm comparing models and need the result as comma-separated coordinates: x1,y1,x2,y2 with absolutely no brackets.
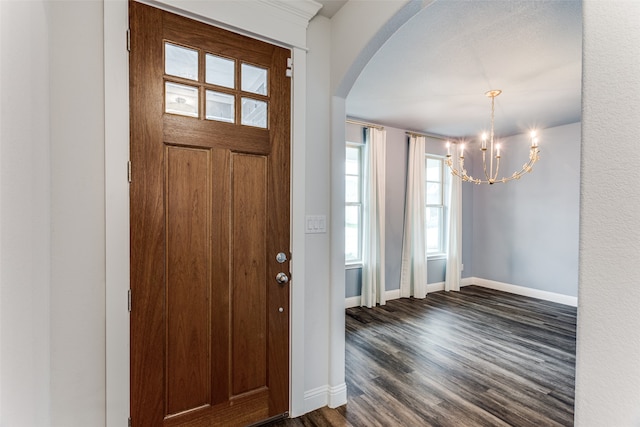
481,150,492,182
489,93,496,179
492,155,501,183
446,147,540,184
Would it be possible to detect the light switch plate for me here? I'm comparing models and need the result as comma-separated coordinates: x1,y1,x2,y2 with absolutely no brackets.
305,215,327,234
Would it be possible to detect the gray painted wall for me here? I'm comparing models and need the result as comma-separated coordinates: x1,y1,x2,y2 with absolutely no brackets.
472,122,581,297
345,122,579,300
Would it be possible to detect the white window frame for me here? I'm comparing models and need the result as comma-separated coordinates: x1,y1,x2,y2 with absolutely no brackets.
345,141,364,266
425,154,446,258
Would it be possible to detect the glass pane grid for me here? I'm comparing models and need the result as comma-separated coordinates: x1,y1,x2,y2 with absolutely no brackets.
206,90,234,123
165,82,199,118
241,97,267,128
165,42,199,81
425,155,445,255
345,176,361,203
426,156,443,181
345,204,362,262
345,143,363,264
426,206,443,253
206,54,235,89
241,63,268,95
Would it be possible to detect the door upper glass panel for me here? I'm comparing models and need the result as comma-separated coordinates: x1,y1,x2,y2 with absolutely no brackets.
165,43,198,81
241,98,267,128
206,54,235,89
163,41,272,128
206,90,235,123
241,63,267,95
165,82,198,117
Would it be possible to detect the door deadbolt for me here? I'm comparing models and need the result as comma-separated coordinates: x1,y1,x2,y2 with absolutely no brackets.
276,252,288,263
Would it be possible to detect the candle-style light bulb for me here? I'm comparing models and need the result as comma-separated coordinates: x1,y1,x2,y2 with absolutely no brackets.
481,132,487,149
459,143,465,158
496,143,501,157
446,141,451,156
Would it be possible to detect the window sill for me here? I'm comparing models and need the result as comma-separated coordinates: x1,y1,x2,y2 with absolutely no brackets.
427,254,446,261
345,263,363,270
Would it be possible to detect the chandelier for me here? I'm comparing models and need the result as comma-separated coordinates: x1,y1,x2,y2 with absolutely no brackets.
445,90,540,184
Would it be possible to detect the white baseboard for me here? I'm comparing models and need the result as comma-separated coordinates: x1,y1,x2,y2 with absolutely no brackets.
345,288,400,309
328,383,347,408
346,279,472,308
470,277,578,307
303,385,329,414
345,277,576,307
303,383,347,413
345,295,360,309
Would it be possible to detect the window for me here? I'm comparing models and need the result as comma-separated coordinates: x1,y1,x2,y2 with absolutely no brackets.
426,155,445,256
163,42,269,129
346,143,364,264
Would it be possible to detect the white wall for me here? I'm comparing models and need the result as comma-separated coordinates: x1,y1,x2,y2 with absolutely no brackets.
49,2,106,425
575,1,640,425
302,15,332,411
0,1,51,425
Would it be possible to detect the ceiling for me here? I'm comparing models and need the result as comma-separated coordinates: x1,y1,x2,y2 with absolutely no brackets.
342,0,582,139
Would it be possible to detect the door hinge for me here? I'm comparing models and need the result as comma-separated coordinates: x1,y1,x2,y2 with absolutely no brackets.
126,28,131,52
128,416,132,427
127,161,132,183
127,289,132,312
286,57,292,78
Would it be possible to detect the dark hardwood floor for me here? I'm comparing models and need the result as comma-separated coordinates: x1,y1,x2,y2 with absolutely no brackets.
271,286,577,427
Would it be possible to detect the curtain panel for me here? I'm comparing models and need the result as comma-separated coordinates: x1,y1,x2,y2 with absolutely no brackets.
361,127,387,307
445,153,462,291
400,135,427,299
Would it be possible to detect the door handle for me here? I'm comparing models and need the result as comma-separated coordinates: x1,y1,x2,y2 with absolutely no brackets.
275,272,289,284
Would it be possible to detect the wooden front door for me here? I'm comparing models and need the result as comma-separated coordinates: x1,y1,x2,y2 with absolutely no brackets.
129,2,291,425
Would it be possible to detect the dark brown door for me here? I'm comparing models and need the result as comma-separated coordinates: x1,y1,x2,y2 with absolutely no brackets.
129,2,291,425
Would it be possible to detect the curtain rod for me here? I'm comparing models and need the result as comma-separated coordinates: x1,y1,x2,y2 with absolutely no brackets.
346,118,384,130
405,131,451,142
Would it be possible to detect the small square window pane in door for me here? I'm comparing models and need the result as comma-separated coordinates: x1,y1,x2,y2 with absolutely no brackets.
206,90,234,123
241,98,267,128
241,63,267,95
165,43,198,81
165,82,198,117
205,54,235,88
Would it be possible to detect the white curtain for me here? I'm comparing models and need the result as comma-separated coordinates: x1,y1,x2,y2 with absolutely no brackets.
445,153,462,291
361,127,387,308
400,135,427,299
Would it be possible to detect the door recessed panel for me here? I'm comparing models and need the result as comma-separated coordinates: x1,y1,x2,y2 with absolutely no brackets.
231,153,267,396
165,146,212,416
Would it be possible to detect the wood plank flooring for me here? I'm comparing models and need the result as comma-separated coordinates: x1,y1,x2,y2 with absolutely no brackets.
271,286,577,427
